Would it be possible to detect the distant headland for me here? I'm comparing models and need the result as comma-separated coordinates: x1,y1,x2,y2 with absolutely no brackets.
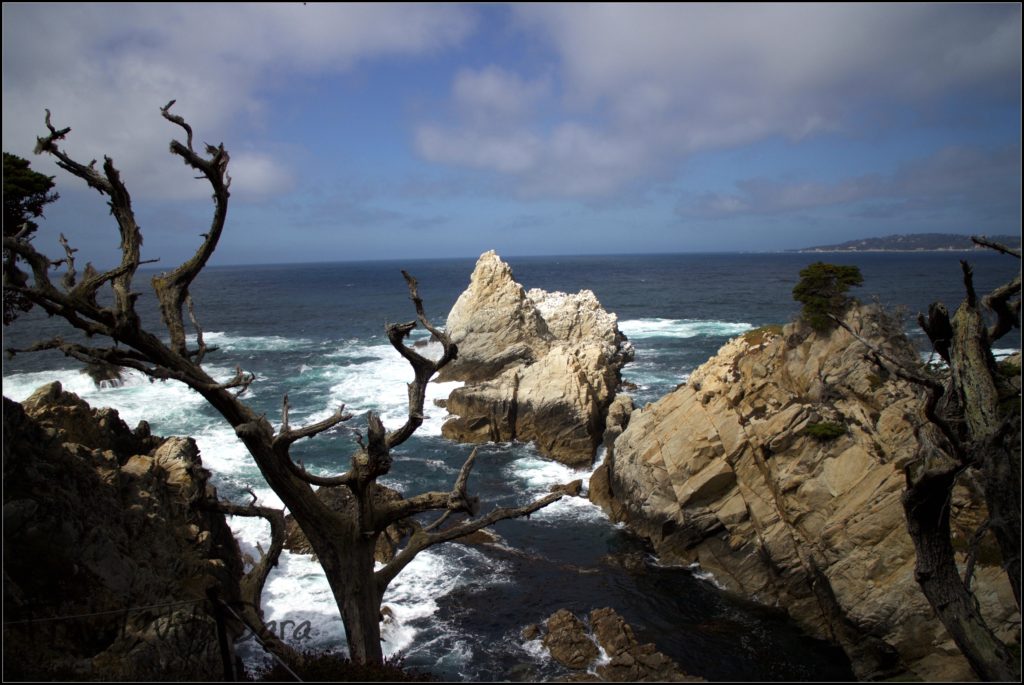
793,233,1021,253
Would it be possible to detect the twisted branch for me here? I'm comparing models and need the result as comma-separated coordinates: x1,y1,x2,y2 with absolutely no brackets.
375,490,564,593
384,271,458,449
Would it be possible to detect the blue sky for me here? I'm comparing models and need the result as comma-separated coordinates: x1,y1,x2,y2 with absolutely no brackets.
2,3,1020,266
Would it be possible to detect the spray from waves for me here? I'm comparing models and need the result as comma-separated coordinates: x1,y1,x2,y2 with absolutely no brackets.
317,340,461,436
619,318,752,340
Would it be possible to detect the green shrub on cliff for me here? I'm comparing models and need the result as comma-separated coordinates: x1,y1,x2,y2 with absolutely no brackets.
801,421,847,441
793,262,863,333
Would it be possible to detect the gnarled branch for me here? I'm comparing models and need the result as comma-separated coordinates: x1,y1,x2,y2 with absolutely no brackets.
384,271,458,449
375,489,564,593
151,101,231,356
377,446,481,529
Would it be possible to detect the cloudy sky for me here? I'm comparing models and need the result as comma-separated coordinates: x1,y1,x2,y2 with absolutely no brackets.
2,3,1020,266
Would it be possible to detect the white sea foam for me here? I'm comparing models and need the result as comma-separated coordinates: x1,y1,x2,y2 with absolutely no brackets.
322,341,460,437
619,318,752,340
505,452,594,491
686,561,726,590
204,330,313,352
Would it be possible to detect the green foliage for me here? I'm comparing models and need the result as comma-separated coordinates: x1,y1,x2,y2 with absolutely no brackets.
801,421,847,441
3,152,60,325
3,152,58,239
792,262,863,333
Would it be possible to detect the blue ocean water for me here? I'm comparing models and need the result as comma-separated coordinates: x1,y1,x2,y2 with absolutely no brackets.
2,251,1020,681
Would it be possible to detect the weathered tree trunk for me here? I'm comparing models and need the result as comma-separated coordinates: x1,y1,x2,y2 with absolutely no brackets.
838,247,1021,681
978,419,1022,609
903,454,1020,682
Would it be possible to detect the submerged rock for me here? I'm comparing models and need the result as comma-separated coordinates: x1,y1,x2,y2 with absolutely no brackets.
3,383,243,681
593,307,1020,681
439,251,633,466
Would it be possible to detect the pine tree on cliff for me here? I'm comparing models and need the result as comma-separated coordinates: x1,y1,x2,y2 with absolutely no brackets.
792,261,863,333
3,105,567,669
830,239,1021,682
3,152,60,325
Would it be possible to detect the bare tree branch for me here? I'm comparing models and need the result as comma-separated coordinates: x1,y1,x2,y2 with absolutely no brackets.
151,101,231,355
972,235,1021,260
384,271,458,450
209,496,305,670
268,395,356,487
56,233,78,291
375,490,564,593
377,447,481,528
160,99,195,153
982,274,1021,344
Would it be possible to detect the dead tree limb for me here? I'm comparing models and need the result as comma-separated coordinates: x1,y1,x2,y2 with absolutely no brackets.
210,495,304,669
831,241,1021,681
11,105,565,666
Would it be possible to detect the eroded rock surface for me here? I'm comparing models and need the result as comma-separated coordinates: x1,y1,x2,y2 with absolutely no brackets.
591,307,1020,681
439,251,633,466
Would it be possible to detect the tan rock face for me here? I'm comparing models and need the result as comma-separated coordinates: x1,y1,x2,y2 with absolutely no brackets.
440,251,633,465
594,308,1020,681
3,383,243,681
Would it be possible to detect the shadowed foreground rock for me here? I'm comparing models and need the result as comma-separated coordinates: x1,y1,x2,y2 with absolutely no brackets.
591,306,1020,680
3,383,243,681
526,607,703,682
439,251,633,466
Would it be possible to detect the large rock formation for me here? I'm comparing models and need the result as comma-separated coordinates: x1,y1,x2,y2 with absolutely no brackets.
439,251,633,466
3,383,243,681
590,306,1020,681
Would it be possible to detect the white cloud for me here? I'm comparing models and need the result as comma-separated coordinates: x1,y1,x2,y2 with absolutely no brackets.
1,3,475,200
416,3,1021,199
679,144,1021,220
452,65,550,121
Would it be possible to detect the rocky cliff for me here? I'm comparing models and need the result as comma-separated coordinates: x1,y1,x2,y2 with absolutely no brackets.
589,306,1020,681
439,251,633,466
3,383,244,681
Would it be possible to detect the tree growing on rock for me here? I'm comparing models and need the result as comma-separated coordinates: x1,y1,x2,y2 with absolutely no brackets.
793,262,863,333
3,104,567,667
833,238,1021,681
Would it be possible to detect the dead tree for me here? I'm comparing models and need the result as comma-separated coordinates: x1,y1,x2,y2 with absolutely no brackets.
834,238,1021,681
4,104,566,666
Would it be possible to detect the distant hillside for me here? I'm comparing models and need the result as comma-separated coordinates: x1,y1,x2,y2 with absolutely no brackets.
795,233,1021,253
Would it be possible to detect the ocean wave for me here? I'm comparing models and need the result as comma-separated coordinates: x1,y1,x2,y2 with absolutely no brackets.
619,318,752,340
203,331,313,352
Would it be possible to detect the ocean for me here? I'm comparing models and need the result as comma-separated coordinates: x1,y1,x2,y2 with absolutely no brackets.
3,251,1020,681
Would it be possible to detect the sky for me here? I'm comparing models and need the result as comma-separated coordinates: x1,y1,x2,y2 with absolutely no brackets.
2,2,1021,267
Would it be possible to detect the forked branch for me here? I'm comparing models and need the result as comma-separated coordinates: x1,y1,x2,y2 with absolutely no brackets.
384,271,458,449
375,489,565,592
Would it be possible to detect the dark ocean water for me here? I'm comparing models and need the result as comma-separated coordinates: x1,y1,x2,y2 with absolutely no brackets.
3,251,1020,681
